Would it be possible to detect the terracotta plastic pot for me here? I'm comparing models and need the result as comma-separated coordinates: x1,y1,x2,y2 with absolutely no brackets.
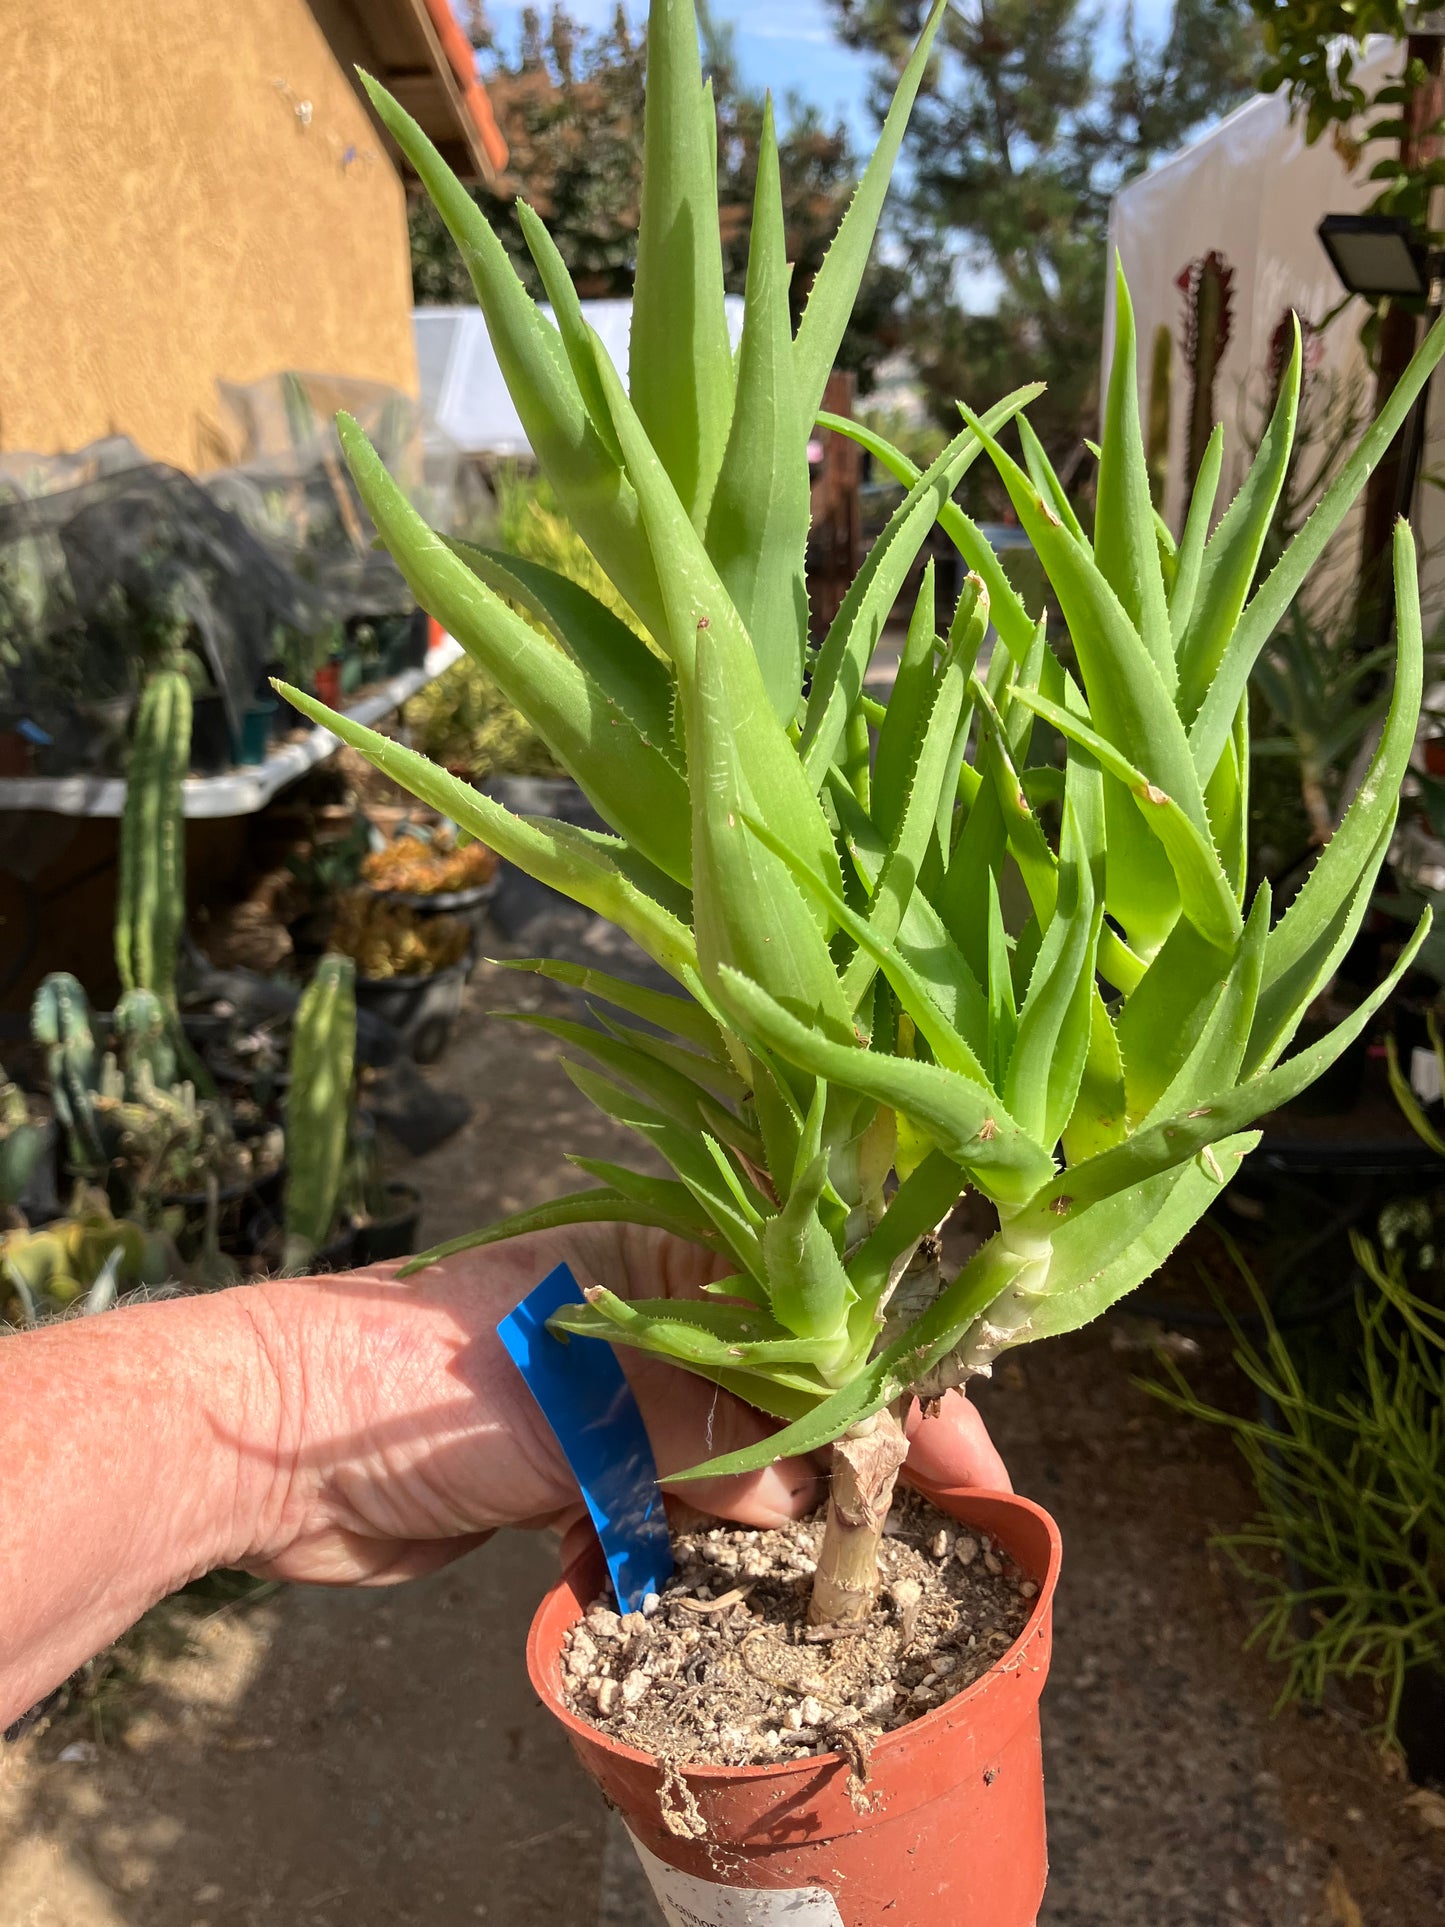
527,1480,1062,1926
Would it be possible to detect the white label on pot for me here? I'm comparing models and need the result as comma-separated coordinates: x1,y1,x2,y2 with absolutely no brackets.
1411,1044,1444,1105
627,1835,845,1926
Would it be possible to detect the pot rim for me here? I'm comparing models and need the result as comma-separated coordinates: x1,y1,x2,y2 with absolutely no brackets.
527,1481,1061,1786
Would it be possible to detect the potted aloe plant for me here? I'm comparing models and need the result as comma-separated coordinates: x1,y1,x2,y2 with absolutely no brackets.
275,1,1441,1916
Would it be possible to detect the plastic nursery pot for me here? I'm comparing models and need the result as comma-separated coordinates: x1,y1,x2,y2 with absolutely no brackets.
313,661,343,707
189,693,232,776
351,1180,423,1265
527,1481,1062,1927
236,700,276,766
353,953,472,1065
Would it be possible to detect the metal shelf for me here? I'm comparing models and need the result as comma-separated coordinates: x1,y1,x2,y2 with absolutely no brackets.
0,638,463,821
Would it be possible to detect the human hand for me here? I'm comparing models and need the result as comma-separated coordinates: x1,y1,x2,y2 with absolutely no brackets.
239,1223,1009,1588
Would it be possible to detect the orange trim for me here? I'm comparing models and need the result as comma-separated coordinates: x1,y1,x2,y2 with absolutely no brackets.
421,0,509,173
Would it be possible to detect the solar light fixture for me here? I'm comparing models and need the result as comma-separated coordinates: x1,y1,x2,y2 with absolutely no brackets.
1318,213,1434,301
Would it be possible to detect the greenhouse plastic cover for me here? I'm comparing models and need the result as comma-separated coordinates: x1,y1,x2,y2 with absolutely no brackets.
415,296,747,457
0,374,460,767
1106,38,1445,619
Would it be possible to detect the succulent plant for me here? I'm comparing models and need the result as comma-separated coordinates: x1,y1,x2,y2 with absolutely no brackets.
275,0,1439,1619
282,954,358,1269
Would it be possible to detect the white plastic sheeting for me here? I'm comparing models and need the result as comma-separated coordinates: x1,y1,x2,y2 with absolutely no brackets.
1105,39,1445,622
415,296,747,458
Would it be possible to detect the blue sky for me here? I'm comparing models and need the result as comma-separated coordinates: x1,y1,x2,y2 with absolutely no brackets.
481,1,1181,134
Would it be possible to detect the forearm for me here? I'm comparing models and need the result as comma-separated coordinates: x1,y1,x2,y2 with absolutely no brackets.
0,1288,288,1729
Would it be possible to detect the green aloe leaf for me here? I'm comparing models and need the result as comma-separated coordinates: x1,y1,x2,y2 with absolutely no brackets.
396,1187,716,1277
565,1157,729,1243
1061,991,1127,1164
958,402,1206,830
562,1062,769,1273
762,1153,856,1345
1116,916,1235,1126
966,675,1058,923
820,413,1038,664
685,619,856,1039
1247,520,1424,1071
800,390,1036,783
443,541,678,769
1094,264,1172,684
1188,310,1445,778
1175,322,1301,727
845,1150,967,1303
1018,415,1086,543
1168,425,1223,650
494,958,724,1056
1015,1133,1260,1344
794,0,948,422
272,683,698,987
835,605,975,1004
1033,910,1428,1214
716,966,1056,1206
743,814,993,1090
496,1009,757,1151
357,76,667,642
336,419,690,882
1139,882,1270,1129
1009,684,1242,951
581,322,847,918
630,1,735,527
515,202,625,467
872,564,940,842
705,97,811,724
1004,796,1102,1148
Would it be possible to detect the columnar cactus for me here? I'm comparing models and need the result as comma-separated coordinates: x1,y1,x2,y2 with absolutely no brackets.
32,972,105,1175
116,668,191,1006
0,1064,42,1216
282,955,358,1268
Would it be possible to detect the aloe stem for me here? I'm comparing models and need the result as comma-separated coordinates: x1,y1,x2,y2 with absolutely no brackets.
808,1408,908,1625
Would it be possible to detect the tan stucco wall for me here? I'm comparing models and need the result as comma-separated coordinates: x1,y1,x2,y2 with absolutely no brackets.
0,0,418,471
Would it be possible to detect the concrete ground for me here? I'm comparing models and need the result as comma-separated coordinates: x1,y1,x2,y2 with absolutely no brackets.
3,955,1443,1927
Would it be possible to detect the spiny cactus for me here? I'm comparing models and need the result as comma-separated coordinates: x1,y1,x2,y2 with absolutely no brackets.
282,954,358,1268
116,668,191,1007
0,1063,42,1216
32,972,235,1209
33,972,105,1175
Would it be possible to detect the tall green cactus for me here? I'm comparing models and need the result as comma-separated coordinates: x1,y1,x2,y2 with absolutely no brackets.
32,973,104,1173
0,1063,42,1215
282,955,358,1268
113,988,178,1092
116,669,191,1004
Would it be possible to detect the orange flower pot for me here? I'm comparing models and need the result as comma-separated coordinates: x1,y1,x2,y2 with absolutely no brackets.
526,1481,1061,1925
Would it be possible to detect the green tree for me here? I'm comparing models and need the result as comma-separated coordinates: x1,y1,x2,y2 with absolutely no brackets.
827,0,1260,484
411,5,903,385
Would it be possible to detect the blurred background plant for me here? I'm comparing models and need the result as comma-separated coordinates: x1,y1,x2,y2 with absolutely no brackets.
1148,1234,1444,1753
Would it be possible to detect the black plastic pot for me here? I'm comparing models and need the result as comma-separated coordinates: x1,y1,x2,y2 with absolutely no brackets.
354,954,471,1064
352,1181,423,1265
161,1156,285,1258
189,693,233,776
311,1223,359,1274
1398,1661,1445,1790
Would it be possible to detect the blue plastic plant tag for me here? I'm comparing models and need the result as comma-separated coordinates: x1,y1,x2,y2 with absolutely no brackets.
498,1263,673,1613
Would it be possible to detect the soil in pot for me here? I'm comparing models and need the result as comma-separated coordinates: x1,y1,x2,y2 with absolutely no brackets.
560,1489,1032,1773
